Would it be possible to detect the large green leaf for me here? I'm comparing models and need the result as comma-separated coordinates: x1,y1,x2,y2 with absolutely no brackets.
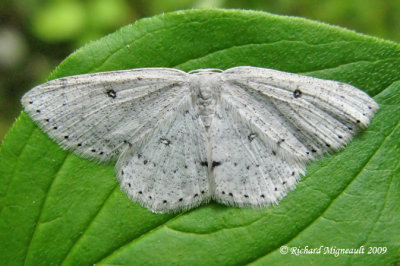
0,9,399,265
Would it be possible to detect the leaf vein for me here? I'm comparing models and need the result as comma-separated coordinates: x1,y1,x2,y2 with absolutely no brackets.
0,125,36,216
246,117,398,265
60,184,118,265
23,152,70,265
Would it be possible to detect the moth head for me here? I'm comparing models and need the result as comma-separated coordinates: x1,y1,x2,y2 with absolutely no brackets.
189,70,222,97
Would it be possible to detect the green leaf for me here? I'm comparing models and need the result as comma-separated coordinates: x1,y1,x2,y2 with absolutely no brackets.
1,9,399,265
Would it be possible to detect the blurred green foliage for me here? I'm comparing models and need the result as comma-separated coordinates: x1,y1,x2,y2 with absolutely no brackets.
31,0,133,44
1,0,400,140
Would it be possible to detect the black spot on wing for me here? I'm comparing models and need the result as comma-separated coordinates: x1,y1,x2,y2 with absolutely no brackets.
293,89,302,98
106,89,117,98
160,137,171,146
248,133,257,142
212,161,221,168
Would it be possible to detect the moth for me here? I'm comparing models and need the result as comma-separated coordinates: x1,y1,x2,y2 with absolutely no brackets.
21,66,378,213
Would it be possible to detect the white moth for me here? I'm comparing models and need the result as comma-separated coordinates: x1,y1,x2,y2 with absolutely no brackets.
21,66,378,213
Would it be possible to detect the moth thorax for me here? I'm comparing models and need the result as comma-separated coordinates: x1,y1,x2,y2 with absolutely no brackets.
197,88,216,128
189,73,221,128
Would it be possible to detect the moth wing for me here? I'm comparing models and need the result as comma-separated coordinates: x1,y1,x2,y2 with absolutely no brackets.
221,66,378,160
21,68,188,161
210,101,303,207
211,66,378,207
116,95,209,213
